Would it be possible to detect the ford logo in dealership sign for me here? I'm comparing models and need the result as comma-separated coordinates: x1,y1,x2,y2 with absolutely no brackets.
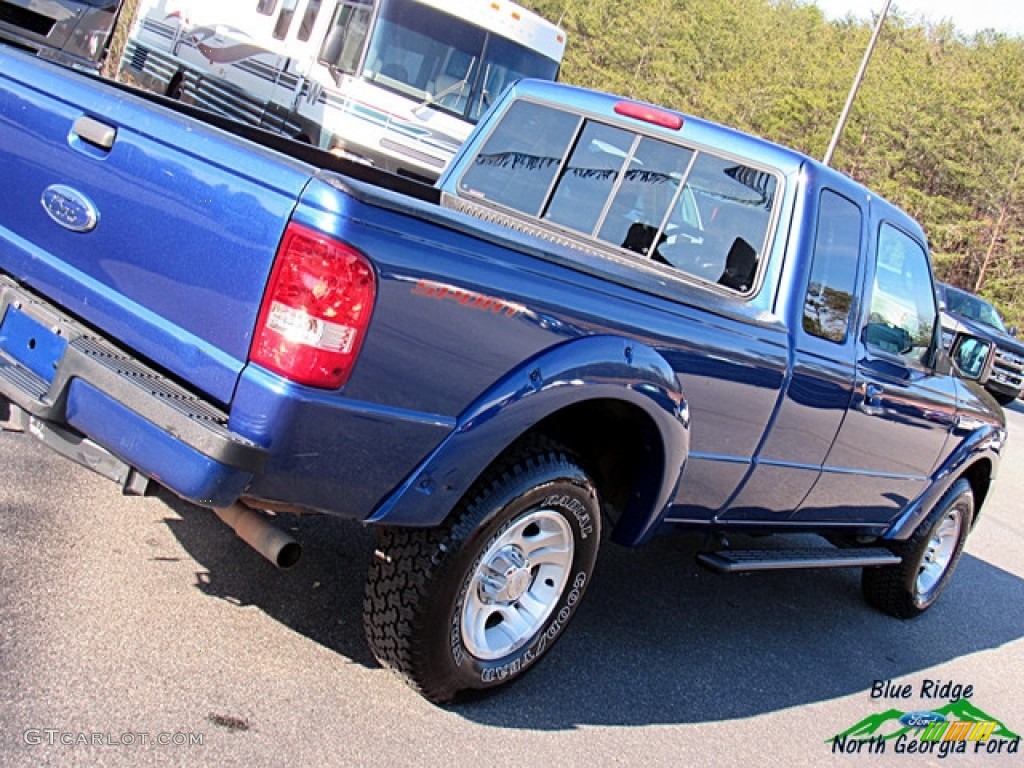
41,185,99,233
899,710,947,729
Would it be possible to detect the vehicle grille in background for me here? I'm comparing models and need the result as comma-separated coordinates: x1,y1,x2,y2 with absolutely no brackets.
0,2,55,37
992,346,1024,389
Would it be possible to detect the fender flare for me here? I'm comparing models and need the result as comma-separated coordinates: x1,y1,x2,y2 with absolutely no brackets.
366,335,689,534
884,419,1004,541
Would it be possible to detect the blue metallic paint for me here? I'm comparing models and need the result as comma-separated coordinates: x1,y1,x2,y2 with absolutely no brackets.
365,334,688,541
0,307,69,382
228,364,454,517
882,379,1004,541
0,52,1006,549
0,50,309,405
64,380,253,506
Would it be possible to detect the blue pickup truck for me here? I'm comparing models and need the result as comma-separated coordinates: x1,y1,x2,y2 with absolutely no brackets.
0,47,1006,702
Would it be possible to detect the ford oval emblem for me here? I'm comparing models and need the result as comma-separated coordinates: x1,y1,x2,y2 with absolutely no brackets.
41,185,99,233
899,710,946,729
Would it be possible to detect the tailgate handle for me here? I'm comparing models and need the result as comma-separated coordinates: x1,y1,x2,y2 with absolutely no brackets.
71,116,117,151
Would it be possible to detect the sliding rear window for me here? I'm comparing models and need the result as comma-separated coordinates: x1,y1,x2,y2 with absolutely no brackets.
457,99,779,294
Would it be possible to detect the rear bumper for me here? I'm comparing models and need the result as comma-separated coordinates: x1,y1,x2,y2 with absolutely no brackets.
0,275,265,506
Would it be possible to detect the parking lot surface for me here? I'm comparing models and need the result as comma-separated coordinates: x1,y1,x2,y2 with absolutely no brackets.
1,403,1021,767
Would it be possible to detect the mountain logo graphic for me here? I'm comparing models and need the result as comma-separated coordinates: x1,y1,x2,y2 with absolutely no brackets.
830,698,1020,743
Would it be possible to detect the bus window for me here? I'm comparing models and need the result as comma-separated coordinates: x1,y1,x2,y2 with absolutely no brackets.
320,0,373,75
257,0,279,15
357,0,558,122
273,0,298,40
298,0,323,43
365,0,485,99
468,35,561,122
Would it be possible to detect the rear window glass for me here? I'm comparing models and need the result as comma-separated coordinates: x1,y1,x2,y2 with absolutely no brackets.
457,100,779,293
458,100,580,215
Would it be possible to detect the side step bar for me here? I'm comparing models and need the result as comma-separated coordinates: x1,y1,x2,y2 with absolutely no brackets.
697,547,901,573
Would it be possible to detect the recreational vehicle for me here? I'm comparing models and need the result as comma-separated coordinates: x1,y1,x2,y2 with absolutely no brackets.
121,0,566,180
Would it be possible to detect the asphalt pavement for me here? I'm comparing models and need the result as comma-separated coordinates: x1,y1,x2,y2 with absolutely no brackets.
1,403,1021,767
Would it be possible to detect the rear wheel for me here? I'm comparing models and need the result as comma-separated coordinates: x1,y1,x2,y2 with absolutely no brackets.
363,440,601,703
862,478,973,618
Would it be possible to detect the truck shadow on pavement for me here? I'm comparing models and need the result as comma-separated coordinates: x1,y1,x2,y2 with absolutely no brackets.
160,493,1024,729
160,494,379,668
467,534,1024,729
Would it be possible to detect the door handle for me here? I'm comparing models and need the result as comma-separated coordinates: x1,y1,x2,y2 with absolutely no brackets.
864,382,884,406
71,116,117,151
857,381,885,415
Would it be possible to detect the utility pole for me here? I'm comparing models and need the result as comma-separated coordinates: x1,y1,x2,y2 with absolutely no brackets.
823,0,892,166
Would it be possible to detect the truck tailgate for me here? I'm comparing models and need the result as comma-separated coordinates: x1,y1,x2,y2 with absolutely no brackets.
0,49,313,404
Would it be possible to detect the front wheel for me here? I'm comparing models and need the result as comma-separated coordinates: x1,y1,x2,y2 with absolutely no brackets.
862,478,973,618
363,440,601,703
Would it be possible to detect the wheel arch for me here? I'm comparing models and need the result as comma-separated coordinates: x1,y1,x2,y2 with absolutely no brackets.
528,398,680,546
960,456,993,529
366,335,689,544
886,452,999,541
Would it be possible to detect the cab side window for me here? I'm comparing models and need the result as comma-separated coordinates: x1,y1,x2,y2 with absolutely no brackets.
864,223,936,365
803,190,862,343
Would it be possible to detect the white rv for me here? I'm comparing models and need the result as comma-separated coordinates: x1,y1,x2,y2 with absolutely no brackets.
121,0,566,180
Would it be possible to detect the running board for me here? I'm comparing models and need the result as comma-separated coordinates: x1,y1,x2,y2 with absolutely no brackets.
697,547,901,573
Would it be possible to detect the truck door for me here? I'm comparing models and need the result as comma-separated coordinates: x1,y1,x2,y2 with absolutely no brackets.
794,217,957,524
721,188,863,521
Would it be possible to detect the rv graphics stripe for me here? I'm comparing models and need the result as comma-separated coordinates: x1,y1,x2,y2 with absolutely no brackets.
141,18,178,43
320,92,461,155
189,27,269,65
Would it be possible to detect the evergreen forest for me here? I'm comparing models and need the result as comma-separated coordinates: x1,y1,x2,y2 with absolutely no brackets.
522,0,1024,329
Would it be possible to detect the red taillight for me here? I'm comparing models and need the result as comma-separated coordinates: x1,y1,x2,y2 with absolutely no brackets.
614,101,684,131
250,223,375,388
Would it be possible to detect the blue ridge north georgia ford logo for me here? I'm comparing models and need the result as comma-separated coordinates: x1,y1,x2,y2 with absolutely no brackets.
830,679,1020,759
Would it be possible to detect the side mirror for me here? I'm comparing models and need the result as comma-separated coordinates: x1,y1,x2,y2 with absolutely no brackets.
950,335,994,383
1008,326,1018,338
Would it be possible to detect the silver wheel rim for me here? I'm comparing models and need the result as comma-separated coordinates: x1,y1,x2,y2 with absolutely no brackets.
461,508,574,661
915,509,961,599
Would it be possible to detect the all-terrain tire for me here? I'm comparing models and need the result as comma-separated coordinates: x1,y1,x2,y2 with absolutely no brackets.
862,478,973,618
363,439,601,703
